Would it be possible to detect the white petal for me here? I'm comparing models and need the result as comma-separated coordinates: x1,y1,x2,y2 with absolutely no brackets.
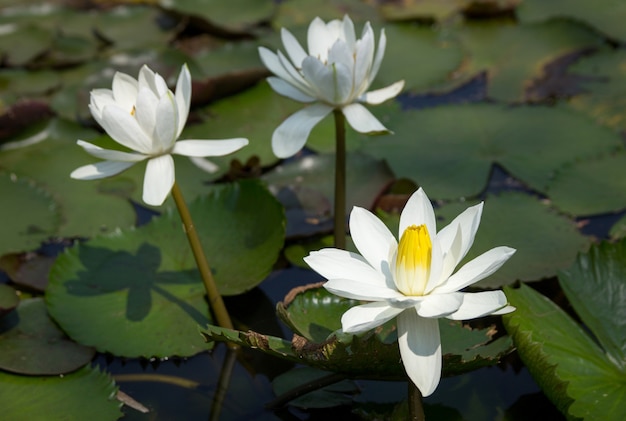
70,161,136,180
399,188,437,239
172,138,248,157
437,202,483,268
438,224,463,284
277,51,318,97
301,56,337,103
340,15,356,50
134,87,159,144
175,64,191,138
111,71,138,112
354,23,375,94
491,305,516,316
154,91,178,151
76,140,147,162
266,77,316,103
188,156,219,173
360,80,404,105
308,17,334,60
433,247,516,294
304,248,388,287
271,103,333,158
259,47,312,96
324,279,403,301
341,302,403,334
139,65,168,97
281,28,308,66
349,206,397,277
398,310,442,397
89,89,115,122
342,103,389,134
369,28,387,85
142,154,175,206
100,106,154,154
447,291,513,320
416,292,463,318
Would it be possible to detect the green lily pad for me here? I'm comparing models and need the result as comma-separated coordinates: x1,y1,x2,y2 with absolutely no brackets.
204,285,513,380
379,0,466,22
356,103,622,200
567,48,626,133
284,235,356,268
273,0,380,28
547,151,626,216
0,252,55,292
262,152,394,237
0,365,122,421
0,69,61,98
518,0,626,42
503,276,626,420
436,192,590,287
0,24,53,67
0,298,95,375
448,19,602,102
0,284,18,317
0,172,60,256
46,180,284,357
609,213,626,241
160,0,274,35
376,23,464,93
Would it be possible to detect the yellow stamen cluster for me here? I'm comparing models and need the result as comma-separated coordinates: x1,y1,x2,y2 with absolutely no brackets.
394,224,432,296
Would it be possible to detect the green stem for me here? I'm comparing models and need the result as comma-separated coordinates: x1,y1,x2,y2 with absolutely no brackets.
171,182,237,349
333,109,346,249
408,381,426,421
209,345,238,421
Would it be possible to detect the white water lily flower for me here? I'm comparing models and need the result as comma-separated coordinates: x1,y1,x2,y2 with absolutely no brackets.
304,188,516,397
259,15,405,158
71,64,248,206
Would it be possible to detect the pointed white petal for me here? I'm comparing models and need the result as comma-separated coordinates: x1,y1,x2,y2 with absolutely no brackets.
360,80,404,105
172,138,248,157
369,28,387,84
434,247,516,294
100,106,154,154
281,28,308,66
188,156,219,173
304,248,388,287
139,65,168,97
341,302,403,334
175,64,191,137
111,71,138,112
491,305,516,315
437,224,463,283
154,91,178,151
277,50,318,96
341,15,356,50
398,310,442,397
399,188,437,239
89,89,116,122
271,103,333,158
70,161,136,180
424,239,445,294
301,56,337,103
308,17,333,60
134,87,159,144
76,140,147,162
416,292,463,318
354,24,375,94
342,103,389,134
324,279,403,301
437,202,483,267
142,154,175,206
349,206,397,277
259,47,312,95
447,291,513,320
266,77,316,103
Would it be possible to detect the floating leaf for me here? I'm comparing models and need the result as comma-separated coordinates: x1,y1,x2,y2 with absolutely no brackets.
0,298,95,375
46,180,284,357
356,103,622,199
518,0,626,42
449,20,602,101
0,24,52,67
436,192,590,286
379,0,466,22
273,367,357,409
274,0,379,28
0,252,55,292
547,151,626,216
0,172,60,256
0,284,18,317
503,280,626,421
0,365,122,421
609,213,626,241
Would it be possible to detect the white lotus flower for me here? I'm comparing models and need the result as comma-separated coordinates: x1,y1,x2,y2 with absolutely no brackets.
259,15,405,158
71,64,248,206
304,188,516,397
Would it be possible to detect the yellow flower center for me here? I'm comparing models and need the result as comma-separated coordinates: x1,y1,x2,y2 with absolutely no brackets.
394,224,432,296
130,105,136,116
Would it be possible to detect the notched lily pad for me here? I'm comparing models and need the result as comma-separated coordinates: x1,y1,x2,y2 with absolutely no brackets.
0,298,95,375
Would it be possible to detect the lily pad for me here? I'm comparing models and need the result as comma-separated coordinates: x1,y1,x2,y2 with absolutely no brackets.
0,24,53,67
46,180,284,357
0,365,122,421
547,151,626,216
262,152,394,237
356,103,622,200
0,298,95,375
609,213,626,240
0,252,55,292
0,284,18,317
567,48,626,133
273,0,380,28
436,192,590,286
379,0,466,22
448,19,603,102
503,275,626,420
518,0,626,42
0,172,60,256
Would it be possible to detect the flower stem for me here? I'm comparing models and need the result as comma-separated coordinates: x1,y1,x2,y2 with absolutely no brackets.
408,381,426,421
170,182,237,349
333,109,346,249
